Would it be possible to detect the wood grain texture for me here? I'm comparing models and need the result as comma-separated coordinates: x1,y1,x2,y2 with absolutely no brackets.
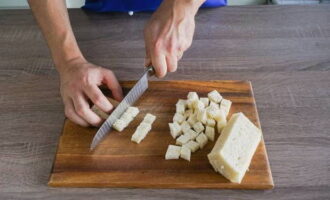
0,4,329,199
48,81,274,189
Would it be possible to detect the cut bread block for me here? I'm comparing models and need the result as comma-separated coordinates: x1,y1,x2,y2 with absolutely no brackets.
176,134,191,146
193,100,205,111
220,98,232,117
197,109,208,124
126,107,140,118
143,113,156,124
187,113,198,126
196,133,208,149
113,119,127,132
181,121,191,133
184,109,193,120
113,106,140,132
207,112,262,183
173,113,185,124
176,99,187,107
185,129,198,140
187,92,199,101
205,126,215,141
165,145,181,160
131,122,152,143
209,101,220,109
208,90,222,103
180,146,191,161
200,97,210,107
207,119,216,127
176,104,185,114
193,122,205,134
169,122,182,139
217,115,227,133
183,140,200,153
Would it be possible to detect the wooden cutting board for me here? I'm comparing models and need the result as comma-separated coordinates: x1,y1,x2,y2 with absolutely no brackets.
48,81,274,189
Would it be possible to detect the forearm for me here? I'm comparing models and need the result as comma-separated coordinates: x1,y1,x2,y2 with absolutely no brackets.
162,0,206,16
28,0,85,73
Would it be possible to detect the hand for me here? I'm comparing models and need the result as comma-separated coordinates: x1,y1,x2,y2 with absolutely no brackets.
144,0,204,78
58,59,123,127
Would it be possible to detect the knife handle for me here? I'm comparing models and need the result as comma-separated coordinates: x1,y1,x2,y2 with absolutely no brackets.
146,66,155,76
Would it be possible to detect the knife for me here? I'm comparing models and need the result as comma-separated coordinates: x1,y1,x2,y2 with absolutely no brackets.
90,66,155,150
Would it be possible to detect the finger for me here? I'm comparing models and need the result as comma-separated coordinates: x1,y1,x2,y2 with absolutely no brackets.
102,69,124,101
151,51,167,78
166,54,178,73
72,95,103,127
64,98,89,127
84,85,113,113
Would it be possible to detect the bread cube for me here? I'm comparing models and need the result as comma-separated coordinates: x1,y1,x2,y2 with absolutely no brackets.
200,97,210,107
197,109,208,124
120,112,133,123
207,119,216,127
113,119,127,132
143,113,156,124
185,129,198,140
131,122,152,143
210,101,220,109
176,99,187,107
183,140,200,153
176,134,191,146
193,122,205,133
213,109,226,122
183,109,193,120
126,107,140,118
165,145,181,160
173,113,185,124
217,118,227,133
176,103,185,114
205,126,215,141
208,90,222,103
169,122,182,139
193,100,205,110
181,121,191,133
196,133,208,149
186,99,198,109
180,146,191,161
187,92,199,101
220,98,232,117
187,113,198,126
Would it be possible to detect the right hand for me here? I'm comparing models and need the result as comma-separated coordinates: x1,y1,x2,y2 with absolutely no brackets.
58,58,123,127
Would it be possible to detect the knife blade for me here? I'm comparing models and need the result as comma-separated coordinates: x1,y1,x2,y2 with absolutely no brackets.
90,66,154,150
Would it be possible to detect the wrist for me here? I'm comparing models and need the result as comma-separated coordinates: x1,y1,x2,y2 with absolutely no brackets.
167,0,205,15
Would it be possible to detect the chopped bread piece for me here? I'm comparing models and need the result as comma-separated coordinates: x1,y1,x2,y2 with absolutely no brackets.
206,106,220,119
187,92,199,101
165,145,181,160
131,122,152,143
200,97,210,107
91,105,109,120
187,113,198,126
176,104,185,114
208,90,222,103
220,98,232,117
113,119,127,132
205,126,215,141
193,100,205,111
196,133,208,149
193,122,205,133
210,101,220,109
186,99,198,109
180,146,191,161
176,99,187,107
181,121,191,133
207,112,262,183
217,115,227,133
185,129,198,140
196,109,208,124
169,122,182,139
207,119,216,127
143,113,156,124
213,109,226,122
120,112,133,123
173,113,185,124
183,109,193,119
126,107,140,117
176,134,191,146
183,140,200,153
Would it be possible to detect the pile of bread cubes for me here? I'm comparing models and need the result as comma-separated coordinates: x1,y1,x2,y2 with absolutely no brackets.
166,90,232,161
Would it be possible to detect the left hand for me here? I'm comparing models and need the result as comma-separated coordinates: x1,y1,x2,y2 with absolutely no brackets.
144,0,205,78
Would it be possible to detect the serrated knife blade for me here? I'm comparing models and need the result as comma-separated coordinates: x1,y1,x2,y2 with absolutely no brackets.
90,66,154,150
